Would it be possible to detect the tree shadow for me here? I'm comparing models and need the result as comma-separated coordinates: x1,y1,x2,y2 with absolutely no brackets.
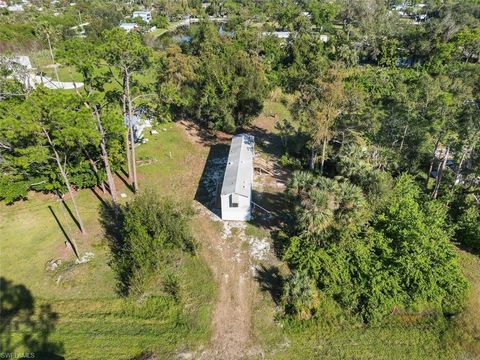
246,124,283,158
98,201,130,297
177,120,223,146
59,198,81,233
455,242,480,258
255,265,284,305
115,171,134,193
194,143,230,213
0,277,64,359
47,206,79,260
252,190,290,225
90,187,107,207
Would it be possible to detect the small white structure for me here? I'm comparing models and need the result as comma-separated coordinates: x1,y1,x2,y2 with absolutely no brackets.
119,23,139,32
220,134,254,221
7,4,24,11
10,56,33,70
124,112,152,143
132,10,152,23
262,31,290,39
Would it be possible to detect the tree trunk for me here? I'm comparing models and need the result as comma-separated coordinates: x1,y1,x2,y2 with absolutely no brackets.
455,147,469,185
94,106,118,204
399,124,408,153
125,68,138,193
426,137,441,188
432,146,449,199
84,149,106,194
122,75,133,183
46,33,60,83
309,147,317,171
43,128,86,235
320,138,327,176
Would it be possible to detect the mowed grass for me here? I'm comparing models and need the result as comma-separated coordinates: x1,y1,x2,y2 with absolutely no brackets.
0,123,215,359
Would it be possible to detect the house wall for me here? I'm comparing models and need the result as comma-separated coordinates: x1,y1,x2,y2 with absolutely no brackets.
221,193,251,221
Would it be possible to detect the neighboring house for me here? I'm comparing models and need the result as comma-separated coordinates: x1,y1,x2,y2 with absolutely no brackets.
119,23,138,32
7,4,24,11
69,22,90,37
220,134,254,221
124,113,152,143
132,10,152,23
2,55,84,90
10,56,33,70
262,31,290,39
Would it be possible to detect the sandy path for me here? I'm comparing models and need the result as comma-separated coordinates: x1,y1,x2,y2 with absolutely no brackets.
196,215,255,360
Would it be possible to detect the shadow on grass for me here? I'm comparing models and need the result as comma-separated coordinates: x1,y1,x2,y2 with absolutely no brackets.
90,187,107,206
98,201,130,297
194,143,230,212
246,124,283,158
116,171,134,193
0,277,64,359
59,197,81,233
47,206,79,260
255,265,284,305
456,242,480,258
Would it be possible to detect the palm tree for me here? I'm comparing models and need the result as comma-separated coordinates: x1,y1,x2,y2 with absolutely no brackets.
282,271,319,320
287,171,316,198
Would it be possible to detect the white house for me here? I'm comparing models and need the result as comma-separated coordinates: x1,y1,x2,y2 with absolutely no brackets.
124,111,152,143
7,4,24,11
119,23,138,32
262,31,290,39
220,134,254,221
132,10,152,23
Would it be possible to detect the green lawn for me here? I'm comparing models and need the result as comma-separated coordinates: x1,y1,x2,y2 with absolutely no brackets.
0,123,215,359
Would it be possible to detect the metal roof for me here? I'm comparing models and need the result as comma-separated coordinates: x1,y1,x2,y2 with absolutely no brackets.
221,134,254,197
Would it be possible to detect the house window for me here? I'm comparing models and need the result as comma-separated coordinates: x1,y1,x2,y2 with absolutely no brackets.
230,194,239,208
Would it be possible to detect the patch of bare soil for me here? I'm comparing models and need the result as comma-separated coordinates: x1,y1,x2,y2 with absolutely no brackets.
177,120,232,146
194,213,257,360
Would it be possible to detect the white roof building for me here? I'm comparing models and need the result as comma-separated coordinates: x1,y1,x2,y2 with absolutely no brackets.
7,4,24,11
132,10,152,23
262,31,290,39
119,23,138,32
10,56,32,70
220,134,254,221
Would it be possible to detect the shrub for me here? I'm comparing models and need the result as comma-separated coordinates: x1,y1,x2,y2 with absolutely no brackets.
108,190,195,296
282,271,320,320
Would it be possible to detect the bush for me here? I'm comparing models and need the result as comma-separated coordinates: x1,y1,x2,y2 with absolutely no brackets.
455,200,480,252
284,174,469,322
108,190,195,296
282,271,320,320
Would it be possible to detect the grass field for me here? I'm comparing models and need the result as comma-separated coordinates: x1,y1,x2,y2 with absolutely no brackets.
0,123,215,359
